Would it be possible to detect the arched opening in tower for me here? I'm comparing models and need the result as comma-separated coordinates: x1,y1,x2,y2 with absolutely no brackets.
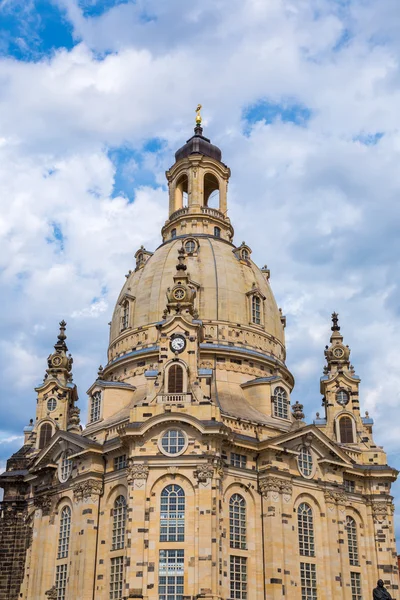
204,173,220,209
174,174,189,210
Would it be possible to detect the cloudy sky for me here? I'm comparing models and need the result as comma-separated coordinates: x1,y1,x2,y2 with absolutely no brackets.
1,0,400,536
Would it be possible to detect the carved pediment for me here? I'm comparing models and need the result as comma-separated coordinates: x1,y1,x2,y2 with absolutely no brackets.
32,430,101,471
260,425,353,467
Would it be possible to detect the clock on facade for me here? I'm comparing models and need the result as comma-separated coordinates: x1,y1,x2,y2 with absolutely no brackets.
170,335,186,353
333,347,344,358
51,355,62,366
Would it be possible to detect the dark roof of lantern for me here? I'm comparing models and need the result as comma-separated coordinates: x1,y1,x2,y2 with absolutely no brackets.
175,125,222,162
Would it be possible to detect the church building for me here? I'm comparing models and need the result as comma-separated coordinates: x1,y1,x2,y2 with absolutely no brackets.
0,111,398,600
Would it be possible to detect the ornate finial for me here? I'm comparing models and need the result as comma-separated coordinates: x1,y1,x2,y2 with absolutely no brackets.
292,401,305,421
97,365,104,380
176,247,187,271
316,412,320,418
53,320,68,353
331,312,340,331
195,104,202,125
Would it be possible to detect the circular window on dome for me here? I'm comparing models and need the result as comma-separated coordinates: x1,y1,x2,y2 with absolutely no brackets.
184,239,197,254
159,429,187,456
333,347,344,358
298,446,314,478
173,288,186,301
47,397,57,412
58,451,72,483
336,389,349,406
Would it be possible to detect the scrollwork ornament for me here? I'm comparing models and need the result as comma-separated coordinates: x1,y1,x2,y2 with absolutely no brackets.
73,479,103,503
127,462,149,483
194,463,214,483
259,476,282,495
45,586,58,600
33,494,52,516
372,502,389,523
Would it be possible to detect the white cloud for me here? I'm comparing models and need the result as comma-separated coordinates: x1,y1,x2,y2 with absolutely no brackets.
0,0,400,535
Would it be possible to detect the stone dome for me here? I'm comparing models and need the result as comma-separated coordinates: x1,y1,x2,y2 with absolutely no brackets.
174,125,222,162
109,236,285,351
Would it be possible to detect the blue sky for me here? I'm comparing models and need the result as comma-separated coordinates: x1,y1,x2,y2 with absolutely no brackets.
1,0,400,540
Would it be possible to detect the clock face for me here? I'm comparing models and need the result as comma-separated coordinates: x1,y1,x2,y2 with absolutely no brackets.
52,355,62,366
173,288,186,301
170,335,186,353
333,347,344,358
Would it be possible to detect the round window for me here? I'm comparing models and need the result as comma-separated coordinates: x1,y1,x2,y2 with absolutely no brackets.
58,452,72,483
47,397,57,412
184,240,196,254
298,446,313,478
159,429,187,456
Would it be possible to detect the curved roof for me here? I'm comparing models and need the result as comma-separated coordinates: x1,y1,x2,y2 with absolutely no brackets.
174,126,222,163
110,235,284,346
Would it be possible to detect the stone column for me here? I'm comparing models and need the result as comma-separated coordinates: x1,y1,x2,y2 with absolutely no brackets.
259,476,285,600
370,499,398,598
193,461,221,600
324,491,345,600
71,479,103,600
126,461,150,600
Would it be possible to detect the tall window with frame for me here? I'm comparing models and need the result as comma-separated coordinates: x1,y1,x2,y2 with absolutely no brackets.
39,422,52,449
339,416,354,443
298,503,315,557
350,572,362,600
110,556,124,600
168,364,184,394
90,391,102,423
159,549,184,600
230,556,247,600
251,295,261,325
55,564,68,600
57,505,71,559
229,494,246,550
346,516,359,566
300,562,317,600
160,484,185,542
273,386,288,419
112,496,127,551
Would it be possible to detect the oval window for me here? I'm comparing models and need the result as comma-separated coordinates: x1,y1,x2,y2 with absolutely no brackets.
47,397,57,412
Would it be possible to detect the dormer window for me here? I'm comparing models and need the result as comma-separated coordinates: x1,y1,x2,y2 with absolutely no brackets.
252,295,261,325
121,300,129,331
136,252,144,267
241,248,249,260
273,386,288,419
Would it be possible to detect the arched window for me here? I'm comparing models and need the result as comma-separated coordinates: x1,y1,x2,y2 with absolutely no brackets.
171,228,177,239
204,173,220,208
112,496,127,550
160,484,185,542
251,295,261,325
339,416,354,443
214,226,221,238
168,364,184,394
241,248,249,261
90,391,101,423
273,386,288,419
298,447,313,477
229,494,246,549
39,423,52,449
346,516,359,566
57,506,71,559
298,503,315,556
175,174,188,209
121,300,129,330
